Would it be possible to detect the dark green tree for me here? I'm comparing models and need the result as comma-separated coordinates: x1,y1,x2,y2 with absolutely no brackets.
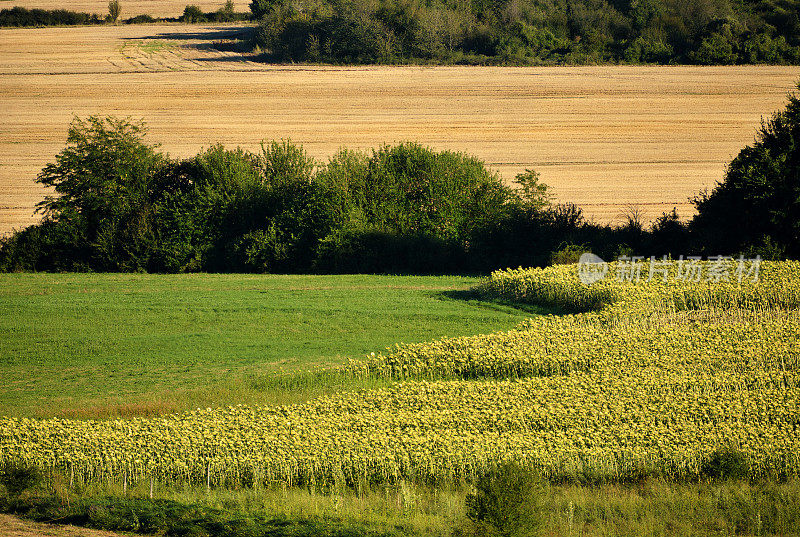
250,0,281,19
182,4,206,22
35,116,167,270
691,84,800,258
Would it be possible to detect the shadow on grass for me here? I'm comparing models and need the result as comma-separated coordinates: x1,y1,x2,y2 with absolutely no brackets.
122,26,256,58
436,289,567,317
122,26,254,42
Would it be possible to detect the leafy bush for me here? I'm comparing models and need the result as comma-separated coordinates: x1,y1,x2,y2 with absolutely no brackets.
251,0,281,20
648,207,689,257
29,116,168,271
217,0,236,22
623,36,674,63
549,243,586,265
182,5,206,22
125,13,156,23
702,448,750,481
0,461,41,499
462,462,546,537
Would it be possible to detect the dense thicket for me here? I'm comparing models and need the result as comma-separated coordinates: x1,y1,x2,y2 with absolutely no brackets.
250,0,800,64
3,91,798,274
0,7,103,27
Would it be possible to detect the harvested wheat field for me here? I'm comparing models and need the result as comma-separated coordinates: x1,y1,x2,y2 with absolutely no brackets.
0,23,797,234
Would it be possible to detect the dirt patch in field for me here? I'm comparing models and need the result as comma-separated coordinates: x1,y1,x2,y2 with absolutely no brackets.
0,23,797,234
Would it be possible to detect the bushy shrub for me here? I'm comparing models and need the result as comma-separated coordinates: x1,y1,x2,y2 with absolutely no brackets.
0,461,42,498
462,462,547,537
217,0,236,22
251,0,281,20
125,13,156,23
182,5,206,22
691,29,738,64
30,116,168,271
549,243,586,265
648,207,689,257
702,448,749,481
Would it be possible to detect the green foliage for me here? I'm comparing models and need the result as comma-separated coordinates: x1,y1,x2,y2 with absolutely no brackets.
182,4,206,22
218,0,236,22
549,243,587,265
0,3,249,26
0,6,103,27
512,169,551,210
0,461,41,498
246,0,800,65
463,463,546,537
648,207,689,257
251,0,282,20
107,0,121,22
4,108,795,276
7,495,408,537
702,448,750,481
623,35,674,62
5,479,800,537
312,142,514,271
125,13,156,23
691,24,739,64
691,83,800,257
253,0,400,63
32,116,167,271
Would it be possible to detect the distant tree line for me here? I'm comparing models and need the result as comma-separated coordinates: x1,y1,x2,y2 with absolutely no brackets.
250,0,800,64
0,3,251,27
0,7,105,27
1,88,797,273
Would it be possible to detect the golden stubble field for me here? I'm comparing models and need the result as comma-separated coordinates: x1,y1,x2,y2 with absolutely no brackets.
1,23,798,235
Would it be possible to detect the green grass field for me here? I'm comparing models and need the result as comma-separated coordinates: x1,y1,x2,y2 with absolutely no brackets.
0,273,536,419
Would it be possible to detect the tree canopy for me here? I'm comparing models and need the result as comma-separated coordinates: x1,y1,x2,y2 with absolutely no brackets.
691,83,800,259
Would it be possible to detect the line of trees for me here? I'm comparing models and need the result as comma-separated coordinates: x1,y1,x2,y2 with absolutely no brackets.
249,0,800,64
0,3,251,27
0,7,105,27
1,84,798,273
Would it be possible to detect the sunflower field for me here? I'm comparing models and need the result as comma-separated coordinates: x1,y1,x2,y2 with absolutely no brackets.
1,260,799,489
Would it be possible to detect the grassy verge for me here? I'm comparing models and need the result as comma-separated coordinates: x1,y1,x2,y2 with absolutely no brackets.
0,273,536,419
4,478,800,537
